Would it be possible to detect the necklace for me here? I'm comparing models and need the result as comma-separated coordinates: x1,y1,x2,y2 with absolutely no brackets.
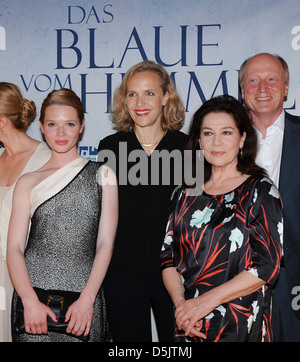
138,131,167,147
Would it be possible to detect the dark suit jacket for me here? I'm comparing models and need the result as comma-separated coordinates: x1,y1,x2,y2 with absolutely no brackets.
279,111,300,318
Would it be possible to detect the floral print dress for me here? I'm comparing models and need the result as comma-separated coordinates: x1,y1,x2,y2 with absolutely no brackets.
160,175,282,342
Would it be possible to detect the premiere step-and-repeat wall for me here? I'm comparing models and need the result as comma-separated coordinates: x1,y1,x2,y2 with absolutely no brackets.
1,0,300,159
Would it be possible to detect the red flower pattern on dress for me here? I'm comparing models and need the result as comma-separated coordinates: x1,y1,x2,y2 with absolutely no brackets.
161,176,282,342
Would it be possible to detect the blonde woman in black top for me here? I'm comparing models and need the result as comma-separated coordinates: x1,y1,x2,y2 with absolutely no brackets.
98,61,186,342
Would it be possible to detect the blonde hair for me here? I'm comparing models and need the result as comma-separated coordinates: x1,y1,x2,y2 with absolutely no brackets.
0,82,36,132
39,88,84,124
111,61,185,131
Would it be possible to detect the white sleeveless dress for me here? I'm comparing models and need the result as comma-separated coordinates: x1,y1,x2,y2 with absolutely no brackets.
0,143,51,342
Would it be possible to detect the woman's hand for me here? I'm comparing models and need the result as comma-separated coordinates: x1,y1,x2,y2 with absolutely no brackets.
181,319,206,339
175,294,216,337
23,298,57,334
175,271,266,337
65,294,94,338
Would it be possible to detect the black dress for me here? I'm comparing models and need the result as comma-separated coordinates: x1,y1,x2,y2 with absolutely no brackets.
98,130,186,341
160,175,282,342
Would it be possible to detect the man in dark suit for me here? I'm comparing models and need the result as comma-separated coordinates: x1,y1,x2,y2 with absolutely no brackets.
239,52,300,341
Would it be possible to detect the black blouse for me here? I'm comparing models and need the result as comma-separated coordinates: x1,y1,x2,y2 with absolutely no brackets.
160,175,283,341
98,130,186,276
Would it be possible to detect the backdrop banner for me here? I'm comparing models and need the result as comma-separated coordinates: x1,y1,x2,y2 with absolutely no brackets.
1,0,300,160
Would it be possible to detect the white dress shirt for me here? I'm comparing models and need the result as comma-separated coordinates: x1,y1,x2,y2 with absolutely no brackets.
254,111,285,188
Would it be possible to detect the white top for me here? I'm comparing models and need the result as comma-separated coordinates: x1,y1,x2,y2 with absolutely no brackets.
0,143,51,260
30,156,88,216
254,110,285,188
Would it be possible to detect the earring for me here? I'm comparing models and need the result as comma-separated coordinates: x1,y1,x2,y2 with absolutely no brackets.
240,148,243,159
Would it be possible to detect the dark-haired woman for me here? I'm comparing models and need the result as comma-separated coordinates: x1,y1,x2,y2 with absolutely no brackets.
160,95,282,342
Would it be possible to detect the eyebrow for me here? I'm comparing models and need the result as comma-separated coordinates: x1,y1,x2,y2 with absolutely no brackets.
202,126,235,130
127,88,157,93
44,119,78,123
